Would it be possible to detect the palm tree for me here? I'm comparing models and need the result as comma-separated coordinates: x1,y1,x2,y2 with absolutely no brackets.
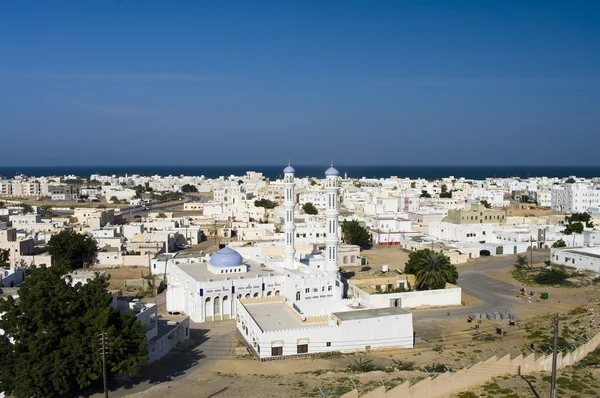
414,251,458,290
516,254,530,269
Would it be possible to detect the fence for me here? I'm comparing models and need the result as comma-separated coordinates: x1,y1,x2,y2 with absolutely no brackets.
340,329,600,398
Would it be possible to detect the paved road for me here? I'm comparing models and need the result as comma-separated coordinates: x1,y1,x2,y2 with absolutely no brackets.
412,253,548,329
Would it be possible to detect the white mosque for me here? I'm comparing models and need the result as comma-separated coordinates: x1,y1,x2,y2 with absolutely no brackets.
166,165,415,359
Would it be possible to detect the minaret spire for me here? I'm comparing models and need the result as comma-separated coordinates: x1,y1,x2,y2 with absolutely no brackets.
324,164,340,276
283,163,297,270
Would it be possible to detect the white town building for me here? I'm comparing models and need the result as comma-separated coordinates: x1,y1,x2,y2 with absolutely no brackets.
166,165,466,360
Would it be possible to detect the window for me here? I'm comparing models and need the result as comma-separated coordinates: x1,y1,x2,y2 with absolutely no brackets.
305,288,310,293
326,342,331,347
271,346,283,356
322,286,325,292
328,285,332,291
297,344,308,354
296,291,301,300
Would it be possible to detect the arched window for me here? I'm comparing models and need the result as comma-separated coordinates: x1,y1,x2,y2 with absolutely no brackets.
214,296,221,316
275,290,280,296
267,291,272,297
296,291,301,301
253,292,259,298
245,293,251,299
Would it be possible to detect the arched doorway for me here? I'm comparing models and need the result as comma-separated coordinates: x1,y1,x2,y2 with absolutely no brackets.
296,291,301,301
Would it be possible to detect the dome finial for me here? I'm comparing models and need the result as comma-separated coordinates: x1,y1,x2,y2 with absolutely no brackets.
288,159,291,166
330,159,333,167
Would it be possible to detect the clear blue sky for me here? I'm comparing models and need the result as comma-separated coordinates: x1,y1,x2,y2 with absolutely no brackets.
1,0,598,166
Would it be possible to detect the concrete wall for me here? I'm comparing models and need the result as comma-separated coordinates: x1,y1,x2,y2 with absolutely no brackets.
348,283,462,309
340,330,600,398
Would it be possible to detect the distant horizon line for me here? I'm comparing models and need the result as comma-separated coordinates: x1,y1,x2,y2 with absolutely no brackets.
1,164,599,168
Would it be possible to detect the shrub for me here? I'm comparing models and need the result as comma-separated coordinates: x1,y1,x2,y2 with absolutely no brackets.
534,267,569,285
391,360,415,371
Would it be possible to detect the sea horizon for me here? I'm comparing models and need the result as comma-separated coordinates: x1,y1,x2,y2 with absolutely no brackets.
1,165,599,180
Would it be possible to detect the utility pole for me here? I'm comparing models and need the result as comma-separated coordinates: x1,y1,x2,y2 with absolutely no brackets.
530,235,533,268
550,313,559,398
101,331,109,398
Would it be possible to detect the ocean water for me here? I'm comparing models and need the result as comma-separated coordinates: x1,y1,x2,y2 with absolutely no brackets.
0,165,599,180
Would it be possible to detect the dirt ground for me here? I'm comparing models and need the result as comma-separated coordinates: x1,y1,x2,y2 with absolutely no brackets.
351,246,411,272
92,267,149,291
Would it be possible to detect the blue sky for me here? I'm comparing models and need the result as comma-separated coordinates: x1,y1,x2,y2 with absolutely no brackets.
0,0,598,166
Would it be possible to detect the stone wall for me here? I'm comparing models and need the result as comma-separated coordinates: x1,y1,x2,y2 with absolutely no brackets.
340,330,600,398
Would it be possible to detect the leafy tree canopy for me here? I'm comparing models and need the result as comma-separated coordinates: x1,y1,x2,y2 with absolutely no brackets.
420,190,431,198
302,202,318,215
552,239,567,248
441,184,448,193
0,248,9,269
440,191,452,199
340,220,373,250
0,267,148,398
566,212,594,228
565,177,576,184
109,195,119,203
563,222,584,235
254,198,277,209
39,205,53,218
181,184,198,193
47,230,98,270
20,203,33,214
479,200,491,209
404,249,458,290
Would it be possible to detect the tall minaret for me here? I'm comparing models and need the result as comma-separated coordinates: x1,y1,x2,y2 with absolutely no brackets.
283,162,296,269
324,163,340,276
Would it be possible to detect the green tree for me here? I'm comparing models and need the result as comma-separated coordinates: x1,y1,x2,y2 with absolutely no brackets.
254,198,277,209
302,202,318,215
410,182,416,189
109,195,119,203
562,222,584,235
420,190,431,198
0,248,9,269
0,267,147,398
567,212,594,228
480,200,491,209
181,184,198,193
157,212,167,218
404,249,458,290
47,230,98,269
0,201,5,208
552,239,567,248
39,205,53,217
520,194,531,203
565,177,576,184
441,184,448,193
309,179,317,186
20,203,33,214
440,191,452,199
340,220,373,249
515,254,530,269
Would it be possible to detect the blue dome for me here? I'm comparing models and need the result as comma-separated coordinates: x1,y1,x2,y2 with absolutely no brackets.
210,247,243,267
325,166,339,176
284,165,295,174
